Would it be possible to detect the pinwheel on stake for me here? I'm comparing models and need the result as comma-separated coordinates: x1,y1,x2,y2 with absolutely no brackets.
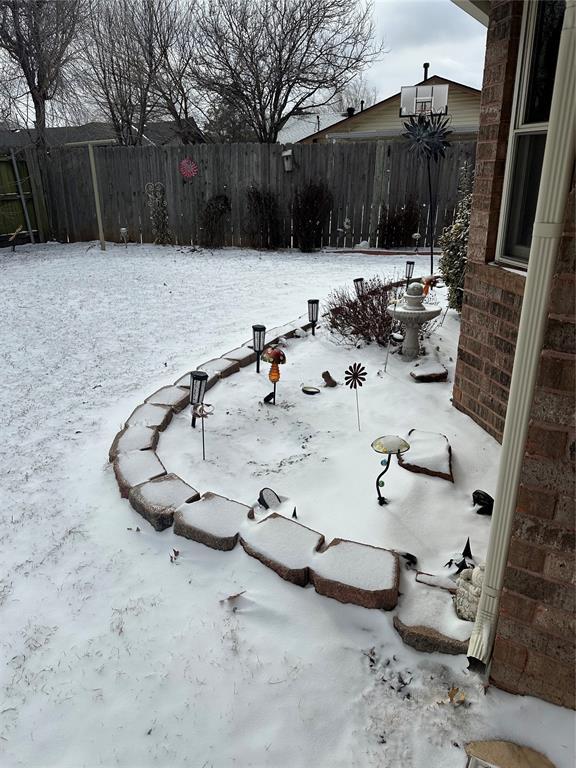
344,362,367,431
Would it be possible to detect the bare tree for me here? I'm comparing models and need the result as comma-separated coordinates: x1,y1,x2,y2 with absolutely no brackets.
331,72,379,115
149,0,205,144
80,0,160,145
193,0,383,143
0,0,83,146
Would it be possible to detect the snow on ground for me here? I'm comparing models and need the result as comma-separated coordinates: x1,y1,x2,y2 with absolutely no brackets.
1,242,574,768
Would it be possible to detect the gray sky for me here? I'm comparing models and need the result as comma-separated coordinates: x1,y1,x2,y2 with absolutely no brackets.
366,0,487,99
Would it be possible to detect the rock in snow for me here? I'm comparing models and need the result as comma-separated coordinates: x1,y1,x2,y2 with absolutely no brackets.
409,361,448,382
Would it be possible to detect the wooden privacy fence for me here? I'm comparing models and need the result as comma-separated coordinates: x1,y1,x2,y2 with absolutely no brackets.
24,141,475,248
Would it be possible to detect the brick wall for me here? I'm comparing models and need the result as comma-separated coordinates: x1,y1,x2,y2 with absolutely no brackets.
452,0,575,709
490,182,575,709
453,0,524,441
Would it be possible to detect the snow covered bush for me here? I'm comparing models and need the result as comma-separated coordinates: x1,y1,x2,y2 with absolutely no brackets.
292,182,332,252
244,185,281,249
325,276,395,346
439,165,473,311
200,194,231,247
377,198,420,248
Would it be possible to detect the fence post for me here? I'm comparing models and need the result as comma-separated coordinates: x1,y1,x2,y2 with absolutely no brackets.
10,149,35,244
88,143,106,251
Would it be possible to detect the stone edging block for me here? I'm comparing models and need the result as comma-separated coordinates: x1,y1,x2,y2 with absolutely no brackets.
311,538,400,610
398,428,454,482
174,491,251,550
199,358,241,379
393,616,468,655
145,385,190,413
113,450,167,499
125,403,173,431
129,473,200,531
174,371,219,392
109,425,158,463
222,347,258,368
240,513,324,586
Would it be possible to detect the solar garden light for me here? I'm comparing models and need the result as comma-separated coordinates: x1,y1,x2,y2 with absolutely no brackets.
353,277,365,297
190,370,208,428
308,299,319,336
252,324,266,373
371,435,410,506
405,260,415,291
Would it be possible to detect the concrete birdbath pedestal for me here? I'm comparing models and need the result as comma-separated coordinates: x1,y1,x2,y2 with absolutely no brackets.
387,282,442,360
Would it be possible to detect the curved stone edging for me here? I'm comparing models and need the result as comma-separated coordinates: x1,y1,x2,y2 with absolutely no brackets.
109,314,401,611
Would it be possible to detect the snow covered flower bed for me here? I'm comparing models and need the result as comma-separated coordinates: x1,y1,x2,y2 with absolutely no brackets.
0,243,573,768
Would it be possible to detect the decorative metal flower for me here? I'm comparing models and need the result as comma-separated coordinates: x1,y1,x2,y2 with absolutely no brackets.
344,363,367,390
179,157,199,179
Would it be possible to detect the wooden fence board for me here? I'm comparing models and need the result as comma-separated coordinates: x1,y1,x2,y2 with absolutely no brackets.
32,141,476,249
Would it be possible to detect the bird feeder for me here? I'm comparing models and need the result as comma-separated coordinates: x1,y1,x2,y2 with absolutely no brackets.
261,346,286,404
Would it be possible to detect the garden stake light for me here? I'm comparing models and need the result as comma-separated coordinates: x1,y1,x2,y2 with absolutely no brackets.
353,277,365,297
371,435,410,506
262,346,286,404
190,370,209,428
344,363,367,431
308,299,319,336
405,260,415,291
252,324,266,373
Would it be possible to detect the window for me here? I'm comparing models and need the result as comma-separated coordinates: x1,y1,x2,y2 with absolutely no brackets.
497,0,565,265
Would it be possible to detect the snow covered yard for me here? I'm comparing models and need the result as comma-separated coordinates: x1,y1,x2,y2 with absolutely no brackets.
1,242,573,768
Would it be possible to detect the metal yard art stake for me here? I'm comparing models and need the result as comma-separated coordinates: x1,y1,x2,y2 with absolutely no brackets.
262,346,286,404
371,435,410,505
193,403,214,461
344,363,367,431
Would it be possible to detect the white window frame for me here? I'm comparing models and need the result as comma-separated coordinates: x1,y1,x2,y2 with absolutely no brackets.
495,2,555,267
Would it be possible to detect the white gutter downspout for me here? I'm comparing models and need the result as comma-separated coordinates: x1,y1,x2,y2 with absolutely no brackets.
467,0,576,666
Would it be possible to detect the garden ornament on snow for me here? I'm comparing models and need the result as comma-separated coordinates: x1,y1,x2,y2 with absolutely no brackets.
371,435,410,506
344,363,367,431
262,346,286,404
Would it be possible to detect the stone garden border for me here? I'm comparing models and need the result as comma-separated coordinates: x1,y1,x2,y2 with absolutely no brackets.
109,314,401,611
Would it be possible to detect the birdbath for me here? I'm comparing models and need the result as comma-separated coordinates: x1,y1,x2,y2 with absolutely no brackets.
387,282,442,360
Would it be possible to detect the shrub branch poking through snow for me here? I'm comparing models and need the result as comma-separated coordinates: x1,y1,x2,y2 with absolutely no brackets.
439,163,473,311
200,194,231,247
244,184,281,249
325,275,395,346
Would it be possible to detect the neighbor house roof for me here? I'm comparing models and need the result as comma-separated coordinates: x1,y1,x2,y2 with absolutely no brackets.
298,75,481,143
0,121,189,149
277,112,343,143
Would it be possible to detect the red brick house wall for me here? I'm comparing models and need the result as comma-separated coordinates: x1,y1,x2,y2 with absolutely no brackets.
452,0,575,709
453,0,524,441
490,183,575,709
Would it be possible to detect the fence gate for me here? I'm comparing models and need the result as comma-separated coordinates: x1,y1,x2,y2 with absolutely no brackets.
0,151,40,247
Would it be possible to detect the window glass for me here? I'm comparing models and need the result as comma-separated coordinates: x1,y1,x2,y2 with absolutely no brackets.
504,133,546,261
524,0,565,124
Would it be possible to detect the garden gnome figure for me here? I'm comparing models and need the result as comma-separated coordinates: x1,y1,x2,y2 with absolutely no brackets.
261,346,286,404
